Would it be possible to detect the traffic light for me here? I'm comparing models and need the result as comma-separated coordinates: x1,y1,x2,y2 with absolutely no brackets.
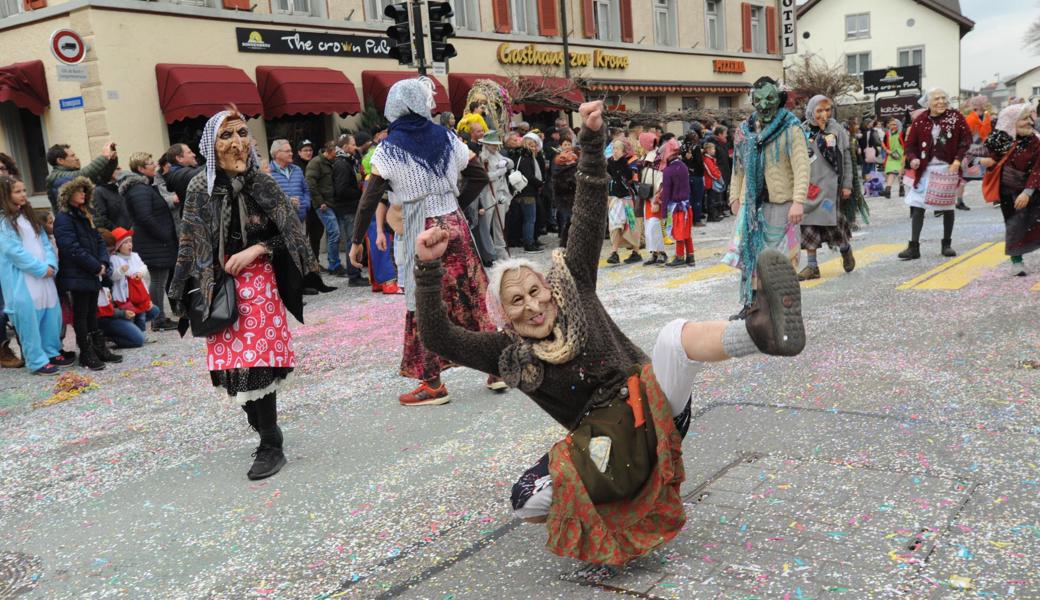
385,2,412,66
427,1,457,63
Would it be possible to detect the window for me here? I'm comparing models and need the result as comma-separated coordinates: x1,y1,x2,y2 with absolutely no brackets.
653,0,676,46
750,6,765,53
0,0,21,18
897,45,924,75
682,97,701,133
1032,86,1040,98
454,0,480,31
845,52,871,75
594,0,619,41
0,103,50,196
274,0,319,15
512,0,538,34
845,13,869,39
172,0,211,6
705,0,724,50
640,96,661,112
366,0,394,21
718,96,734,109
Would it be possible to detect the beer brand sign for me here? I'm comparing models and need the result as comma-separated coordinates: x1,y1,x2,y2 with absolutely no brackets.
496,43,629,70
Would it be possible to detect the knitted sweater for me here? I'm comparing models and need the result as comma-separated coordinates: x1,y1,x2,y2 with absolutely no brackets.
729,122,810,205
414,125,648,429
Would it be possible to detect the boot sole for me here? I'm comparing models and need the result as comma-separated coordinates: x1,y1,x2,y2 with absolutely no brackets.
400,395,451,406
247,454,287,480
755,250,805,357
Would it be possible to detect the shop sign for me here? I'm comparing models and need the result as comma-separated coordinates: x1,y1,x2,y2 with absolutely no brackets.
713,59,745,74
56,64,89,82
496,43,629,70
863,66,922,94
779,0,798,55
876,95,919,121
50,29,86,65
59,96,84,111
235,27,393,58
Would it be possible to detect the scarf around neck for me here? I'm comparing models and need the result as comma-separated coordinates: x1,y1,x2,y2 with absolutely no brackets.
382,113,455,179
498,250,588,393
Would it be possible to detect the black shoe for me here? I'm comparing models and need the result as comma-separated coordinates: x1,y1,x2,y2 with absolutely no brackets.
899,185,905,197
248,426,286,480
643,253,661,266
955,200,970,211
49,353,75,368
330,266,348,278
883,186,892,198
623,251,642,264
152,318,179,332
302,287,319,295
685,254,695,267
78,342,105,371
898,242,920,260
606,252,620,264
941,239,957,257
524,244,544,254
347,278,368,287
90,331,122,363
666,256,685,267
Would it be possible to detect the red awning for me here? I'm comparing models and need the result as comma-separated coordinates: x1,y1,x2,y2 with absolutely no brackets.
448,73,511,116
155,64,262,124
360,71,450,115
0,60,49,116
256,66,361,119
519,75,584,113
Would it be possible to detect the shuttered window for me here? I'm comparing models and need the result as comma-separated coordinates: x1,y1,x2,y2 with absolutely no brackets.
537,0,559,36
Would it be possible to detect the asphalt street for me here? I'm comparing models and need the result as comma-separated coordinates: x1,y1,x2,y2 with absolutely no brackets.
1,185,1037,599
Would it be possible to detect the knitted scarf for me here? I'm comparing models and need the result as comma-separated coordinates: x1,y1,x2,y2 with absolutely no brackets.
381,113,456,179
498,250,588,393
735,108,802,305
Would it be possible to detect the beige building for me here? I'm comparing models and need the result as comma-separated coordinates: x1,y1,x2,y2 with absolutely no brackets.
1005,65,1040,107
0,0,785,199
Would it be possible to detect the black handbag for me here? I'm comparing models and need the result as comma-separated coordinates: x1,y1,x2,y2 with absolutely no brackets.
635,181,654,201
185,270,237,338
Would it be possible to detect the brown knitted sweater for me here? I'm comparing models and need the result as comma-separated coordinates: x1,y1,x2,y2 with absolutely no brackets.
415,126,648,429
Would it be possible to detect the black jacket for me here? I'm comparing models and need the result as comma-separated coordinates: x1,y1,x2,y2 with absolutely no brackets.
165,165,203,216
551,161,577,212
91,181,132,231
54,208,110,293
331,152,362,216
512,148,541,198
120,173,179,268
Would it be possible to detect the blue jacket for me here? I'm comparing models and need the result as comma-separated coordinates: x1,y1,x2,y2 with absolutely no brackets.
269,161,311,222
0,217,59,314
54,208,110,293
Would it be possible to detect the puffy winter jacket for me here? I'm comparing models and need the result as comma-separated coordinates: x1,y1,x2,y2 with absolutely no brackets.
305,154,335,208
54,207,110,293
269,161,311,221
119,173,178,268
164,164,203,217
91,181,132,231
331,152,362,216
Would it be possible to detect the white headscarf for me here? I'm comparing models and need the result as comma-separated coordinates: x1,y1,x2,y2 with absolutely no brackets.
384,77,436,122
200,110,262,194
995,103,1036,138
804,94,832,125
918,88,948,109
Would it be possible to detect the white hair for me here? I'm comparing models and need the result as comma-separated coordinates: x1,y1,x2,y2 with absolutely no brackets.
269,138,290,159
919,88,949,108
485,257,545,328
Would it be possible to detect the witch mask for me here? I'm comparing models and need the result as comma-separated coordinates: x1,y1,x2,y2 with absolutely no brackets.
752,80,783,123
217,117,251,174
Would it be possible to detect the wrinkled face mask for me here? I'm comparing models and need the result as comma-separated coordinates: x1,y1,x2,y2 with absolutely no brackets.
1016,114,1035,137
752,84,782,123
217,118,251,174
928,92,948,115
814,102,833,129
501,267,557,340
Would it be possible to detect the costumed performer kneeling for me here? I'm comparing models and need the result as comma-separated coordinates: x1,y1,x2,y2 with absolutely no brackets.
411,101,808,566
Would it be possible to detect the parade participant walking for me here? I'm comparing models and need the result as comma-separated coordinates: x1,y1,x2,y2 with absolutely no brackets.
121,152,179,331
882,118,906,198
514,133,544,253
45,142,118,211
606,138,642,265
411,101,806,566
169,109,317,480
723,77,809,318
979,103,1040,276
659,138,693,267
0,175,66,375
346,77,501,406
797,95,855,281
54,177,123,370
898,89,971,260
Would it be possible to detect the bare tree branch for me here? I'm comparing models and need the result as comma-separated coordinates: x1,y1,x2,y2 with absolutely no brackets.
1026,12,1040,54
785,53,862,105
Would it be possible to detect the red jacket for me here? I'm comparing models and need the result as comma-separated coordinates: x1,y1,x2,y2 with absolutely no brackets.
703,155,722,189
904,109,971,184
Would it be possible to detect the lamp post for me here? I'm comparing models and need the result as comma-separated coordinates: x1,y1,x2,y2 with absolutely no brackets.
559,0,574,127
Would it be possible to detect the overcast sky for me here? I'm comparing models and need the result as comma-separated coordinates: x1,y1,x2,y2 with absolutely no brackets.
958,0,1038,88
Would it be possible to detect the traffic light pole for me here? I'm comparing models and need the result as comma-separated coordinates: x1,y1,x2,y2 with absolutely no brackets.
410,0,428,76
559,0,573,127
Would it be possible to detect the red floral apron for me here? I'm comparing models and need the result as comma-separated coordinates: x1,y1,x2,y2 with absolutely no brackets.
206,258,295,372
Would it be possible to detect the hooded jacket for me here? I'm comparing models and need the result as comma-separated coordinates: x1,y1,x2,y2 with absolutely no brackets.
119,173,179,268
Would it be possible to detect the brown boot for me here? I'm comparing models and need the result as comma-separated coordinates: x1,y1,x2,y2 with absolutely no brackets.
797,265,820,281
745,250,805,357
0,339,24,368
842,249,856,273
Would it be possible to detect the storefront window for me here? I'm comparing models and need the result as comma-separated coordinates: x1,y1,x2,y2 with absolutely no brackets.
718,96,734,109
264,115,329,162
0,103,48,196
705,0,724,50
167,117,208,165
639,96,661,112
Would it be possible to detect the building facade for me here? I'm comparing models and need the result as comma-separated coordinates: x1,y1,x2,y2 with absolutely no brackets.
789,0,973,105
1005,66,1040,107
0,0,785,199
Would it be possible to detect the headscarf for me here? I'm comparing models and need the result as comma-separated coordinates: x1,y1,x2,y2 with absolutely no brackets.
804,94,831,125
522,132,543,152
384,77,435,121
968,95,988,112
918,88,948,110
660,138,680,163
200,110,262,195
638,132,658,153
995,103,1036,138
380,78,457,180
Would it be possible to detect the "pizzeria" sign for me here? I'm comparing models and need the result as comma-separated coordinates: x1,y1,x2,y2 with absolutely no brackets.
713,59,746,74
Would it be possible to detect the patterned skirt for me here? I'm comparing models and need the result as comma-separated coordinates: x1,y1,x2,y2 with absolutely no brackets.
207,258,295,405
400,211,495,381
801,210,852,251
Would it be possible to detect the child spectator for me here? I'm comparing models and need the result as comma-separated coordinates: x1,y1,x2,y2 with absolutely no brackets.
703,142,724,222
0,175,69,375
107,227,160,335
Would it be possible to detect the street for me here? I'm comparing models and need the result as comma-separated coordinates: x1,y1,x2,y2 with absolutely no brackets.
1,185,1038,600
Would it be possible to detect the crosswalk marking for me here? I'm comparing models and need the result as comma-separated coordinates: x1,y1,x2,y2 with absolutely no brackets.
900,243,1008,290
800,244,905,289
659,263,737,289
896,243,995,290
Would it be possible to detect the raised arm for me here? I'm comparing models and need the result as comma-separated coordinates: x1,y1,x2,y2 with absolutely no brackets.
351,175,388,244
563,102,608,291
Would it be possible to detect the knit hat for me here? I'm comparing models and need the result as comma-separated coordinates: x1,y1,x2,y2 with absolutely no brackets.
110,226,134,251
995,103,1036,137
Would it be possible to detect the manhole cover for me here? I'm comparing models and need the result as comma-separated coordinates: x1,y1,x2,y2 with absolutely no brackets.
564,455,976,598
0,552,42,599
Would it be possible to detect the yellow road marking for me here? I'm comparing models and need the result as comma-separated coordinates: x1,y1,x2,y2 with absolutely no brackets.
659,263,737,289
909,243,1008,290
800,244,905,289
1032,281,1040,292
599,246,725,282
896,243,994,290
